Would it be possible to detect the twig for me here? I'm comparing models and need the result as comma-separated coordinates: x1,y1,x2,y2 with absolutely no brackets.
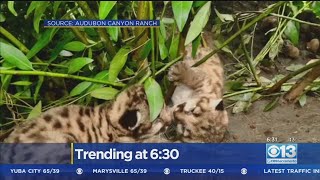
224,80,320,99
192,1,285,67
253,1,312,65
224,87,263,98
236,18,261,86
239,11,320,28
250,23,257,59
0,69,125,87
155,55,183,76
160,2,168,20
0,26,29,53
253,4,287,65
265,60,320,94
131,55,183,85
149,1,156,78
31,62,68,68
77,1,116,57
61,6,91,45
0,26,42,63
284,64,320,103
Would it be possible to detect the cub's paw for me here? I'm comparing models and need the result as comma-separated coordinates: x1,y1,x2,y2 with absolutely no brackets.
176,97,211,116
168,61,190,82
159,106,174,125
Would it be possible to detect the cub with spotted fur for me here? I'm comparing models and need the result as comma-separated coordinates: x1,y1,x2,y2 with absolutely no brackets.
4,85,152,143
160,45,229,143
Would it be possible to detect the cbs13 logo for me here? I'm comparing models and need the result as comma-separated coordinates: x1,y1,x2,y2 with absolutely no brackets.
267,144,297,159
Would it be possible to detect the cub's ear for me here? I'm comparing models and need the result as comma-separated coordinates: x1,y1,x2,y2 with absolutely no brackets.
215,100,224,111
210,99,224,111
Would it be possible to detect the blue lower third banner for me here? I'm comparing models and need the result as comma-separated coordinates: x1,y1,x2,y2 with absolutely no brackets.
1,143,320,179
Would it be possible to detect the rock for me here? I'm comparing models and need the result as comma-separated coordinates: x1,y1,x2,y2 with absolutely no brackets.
306,38,319,53
283,40,300,59
260,16,278,31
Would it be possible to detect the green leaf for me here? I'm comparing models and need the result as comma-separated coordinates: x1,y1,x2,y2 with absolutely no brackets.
263,97,280,112
27,28,58,59
11,81,32,86
193,1,207,8
0,42,33,70
241,92,255,101
185,1,211,45
269,38,283,61
53,1,62,17
0,90,4,106
49,33,74,62
94,70,109,80
232,101,249,114
124,66,135,76
33,1,49,33
192,34,202,58
299,94,307,107
0,61,15,70
68,57,93,74
144,77,164,121
138,40,152,61
90,87,119,100
225,80,244,91
158,22,169,60
272,74,285,83
64,41,86,52
162,17,175,24
26,2,39,17
159,41,168,59
159,20,167,40
311,2,320,17
27,101,42,119
284,20,299,46
108,47,131,82
88,48,93,59
0,13,6,22
169,33,180,60
8,1,18,16
1,75,12,91
288,1,300,15
1,62,13,91
172,1,193,32
34,76,44,103
214,8,234,23
70,81,92,97
85,70,109,96
286,64,304,72
214,39,233,55
106,6,119,42
99,1,116,19
281,85,291,92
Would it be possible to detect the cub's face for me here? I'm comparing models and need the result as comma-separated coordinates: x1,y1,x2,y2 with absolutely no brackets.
173,99,229,142
111,85,152,137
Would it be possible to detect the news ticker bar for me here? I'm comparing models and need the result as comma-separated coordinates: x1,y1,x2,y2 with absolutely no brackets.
44,20,160,27
3,164,320,176
0,143,318,164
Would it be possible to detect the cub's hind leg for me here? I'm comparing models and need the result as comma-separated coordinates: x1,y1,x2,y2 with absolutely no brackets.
168,61,207,92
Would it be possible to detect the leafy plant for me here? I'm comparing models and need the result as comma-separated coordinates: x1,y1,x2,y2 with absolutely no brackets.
0,1,212,130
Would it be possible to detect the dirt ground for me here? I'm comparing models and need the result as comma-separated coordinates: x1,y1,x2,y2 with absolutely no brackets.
207,1,320,143
200,30,320,143
226,98,320,143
